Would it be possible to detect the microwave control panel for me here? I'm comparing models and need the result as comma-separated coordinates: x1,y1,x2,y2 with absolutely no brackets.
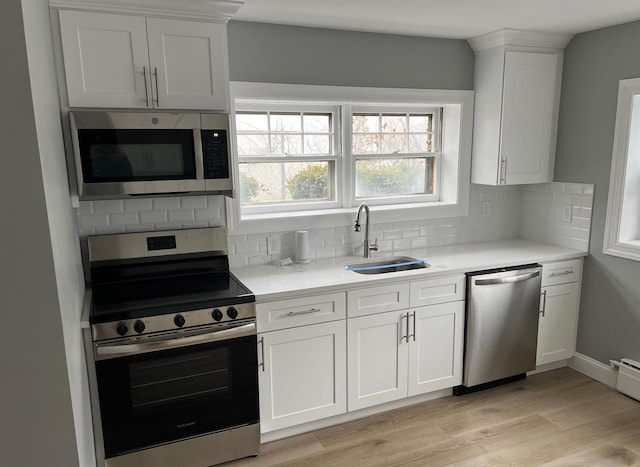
202,129,230,179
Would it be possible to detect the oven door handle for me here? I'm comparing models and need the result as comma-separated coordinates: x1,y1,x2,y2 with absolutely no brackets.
95,323,256,360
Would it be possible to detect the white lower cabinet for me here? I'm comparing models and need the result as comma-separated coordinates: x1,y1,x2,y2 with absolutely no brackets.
258,320,346,432
536,282,580,365
347,301,464,411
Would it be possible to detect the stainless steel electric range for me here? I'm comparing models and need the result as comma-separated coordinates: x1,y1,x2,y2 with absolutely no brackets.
83,227,259,467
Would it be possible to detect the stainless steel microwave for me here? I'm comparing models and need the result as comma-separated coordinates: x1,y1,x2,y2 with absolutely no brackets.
69,111,232,200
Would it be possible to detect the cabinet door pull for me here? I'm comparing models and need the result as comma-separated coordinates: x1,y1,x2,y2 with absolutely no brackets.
142,66,150,106
500,157,508,184
550,269,573,277
409,311,416,342
400,313,408,342
258,337,265,372
153,66,160,107
540,290,547,316
286,308,321,317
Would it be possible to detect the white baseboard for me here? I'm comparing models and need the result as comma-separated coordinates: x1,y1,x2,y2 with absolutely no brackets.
568,352,617,387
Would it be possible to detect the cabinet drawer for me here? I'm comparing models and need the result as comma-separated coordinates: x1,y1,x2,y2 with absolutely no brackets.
257,292,346,332
410,275,465,307
347,283,410,318
541,259,582,286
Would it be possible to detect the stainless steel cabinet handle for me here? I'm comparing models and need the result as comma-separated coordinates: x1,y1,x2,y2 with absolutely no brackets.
409,311,416,342
475,270,540,286
286,308,322,317
95,323,256,360
500,157,508,184
540,290,548,316
142,66,150,106
153,66,160,107
550,269,573,277
258,337,265,372
400,313,408,342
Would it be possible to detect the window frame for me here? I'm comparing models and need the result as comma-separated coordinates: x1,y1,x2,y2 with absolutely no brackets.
603,77,640,261
226,82,474,235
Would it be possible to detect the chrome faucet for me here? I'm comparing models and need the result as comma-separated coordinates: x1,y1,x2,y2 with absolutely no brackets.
354,203,378,258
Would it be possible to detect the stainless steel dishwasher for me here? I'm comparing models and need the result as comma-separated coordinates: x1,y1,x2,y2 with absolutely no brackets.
455,264,542,394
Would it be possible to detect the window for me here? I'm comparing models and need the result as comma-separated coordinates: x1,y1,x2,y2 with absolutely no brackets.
228,83,473,234
235,106,340,213
603,77,640,261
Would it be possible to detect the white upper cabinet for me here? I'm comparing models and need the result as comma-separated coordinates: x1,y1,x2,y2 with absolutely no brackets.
469,30,570,185
59,10,229,110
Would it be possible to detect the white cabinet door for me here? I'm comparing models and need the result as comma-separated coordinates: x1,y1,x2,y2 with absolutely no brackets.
347,310,409,411
146,18,228,110
59,11,150,108
259,321,346,432
500,51,560,185
408,302,464,396
471,48,562,186
537,282,579,365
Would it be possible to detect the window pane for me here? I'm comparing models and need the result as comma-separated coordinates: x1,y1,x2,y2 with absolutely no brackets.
239,161,334,205
353,134,380,154
304,135,331,155
409,134,433,153
380,134,407,154
236,113,269,132
352,114,379,133
355,158,434,197
270,134,302,155
304,114,330,132
409,115,432,132
381,115,406,133
270,113,301,132
236,134,270,156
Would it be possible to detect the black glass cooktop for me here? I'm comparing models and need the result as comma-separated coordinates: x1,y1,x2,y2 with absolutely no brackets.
89,256,254,324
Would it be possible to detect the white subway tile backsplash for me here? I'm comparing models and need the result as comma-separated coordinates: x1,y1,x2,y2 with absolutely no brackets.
140,211,168,224
75,183,594,266
168,209,195,222
153,198,181,210
93,200,123,213
109,212,139,226
180,197,207,209
124,199,152,212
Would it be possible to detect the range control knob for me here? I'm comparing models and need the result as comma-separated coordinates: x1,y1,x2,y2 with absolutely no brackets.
133,320,145,334
212,309,223,321
116,322,128,336
227,307,238,320
174,314,186,327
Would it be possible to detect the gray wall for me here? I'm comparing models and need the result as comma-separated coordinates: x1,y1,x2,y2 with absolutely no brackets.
227,21,474,89
0,0,82,465
555,21,640,364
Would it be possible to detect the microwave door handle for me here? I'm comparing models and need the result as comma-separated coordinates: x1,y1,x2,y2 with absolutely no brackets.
95,323,255,360
194,128,204,181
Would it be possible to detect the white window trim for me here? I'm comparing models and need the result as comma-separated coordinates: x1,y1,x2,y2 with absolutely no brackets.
226,82,474,235
603,77,640,261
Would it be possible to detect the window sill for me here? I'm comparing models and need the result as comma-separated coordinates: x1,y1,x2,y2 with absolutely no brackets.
603,241,640,262
225,199,469,235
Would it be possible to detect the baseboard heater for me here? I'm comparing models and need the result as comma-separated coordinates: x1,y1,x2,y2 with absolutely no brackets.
613,358,640,402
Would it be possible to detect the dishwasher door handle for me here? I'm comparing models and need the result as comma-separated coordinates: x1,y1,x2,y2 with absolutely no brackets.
474,270,540,286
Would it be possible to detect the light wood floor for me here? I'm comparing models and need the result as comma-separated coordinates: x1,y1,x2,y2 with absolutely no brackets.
225,368,640,466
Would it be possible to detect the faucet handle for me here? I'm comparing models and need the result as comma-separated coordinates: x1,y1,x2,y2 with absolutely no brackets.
370,238,379,251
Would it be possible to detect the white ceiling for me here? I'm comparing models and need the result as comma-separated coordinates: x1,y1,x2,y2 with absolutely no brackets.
233,0,640,40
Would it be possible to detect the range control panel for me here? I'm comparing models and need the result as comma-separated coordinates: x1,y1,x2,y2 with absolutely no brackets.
91,302,255,342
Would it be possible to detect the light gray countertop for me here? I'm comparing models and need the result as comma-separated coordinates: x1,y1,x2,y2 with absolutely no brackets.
231,238,587,302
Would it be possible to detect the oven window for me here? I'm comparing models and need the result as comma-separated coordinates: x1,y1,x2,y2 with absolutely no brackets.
95,334,258,458
78,129,196,182
129,348,230,411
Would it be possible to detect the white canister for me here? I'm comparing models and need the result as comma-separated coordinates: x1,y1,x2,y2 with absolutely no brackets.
295,230,311,264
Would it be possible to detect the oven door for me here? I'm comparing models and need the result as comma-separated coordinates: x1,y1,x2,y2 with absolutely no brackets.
93,325,259,458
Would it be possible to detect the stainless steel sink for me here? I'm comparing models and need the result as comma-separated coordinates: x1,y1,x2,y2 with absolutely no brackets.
345,256,429,274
